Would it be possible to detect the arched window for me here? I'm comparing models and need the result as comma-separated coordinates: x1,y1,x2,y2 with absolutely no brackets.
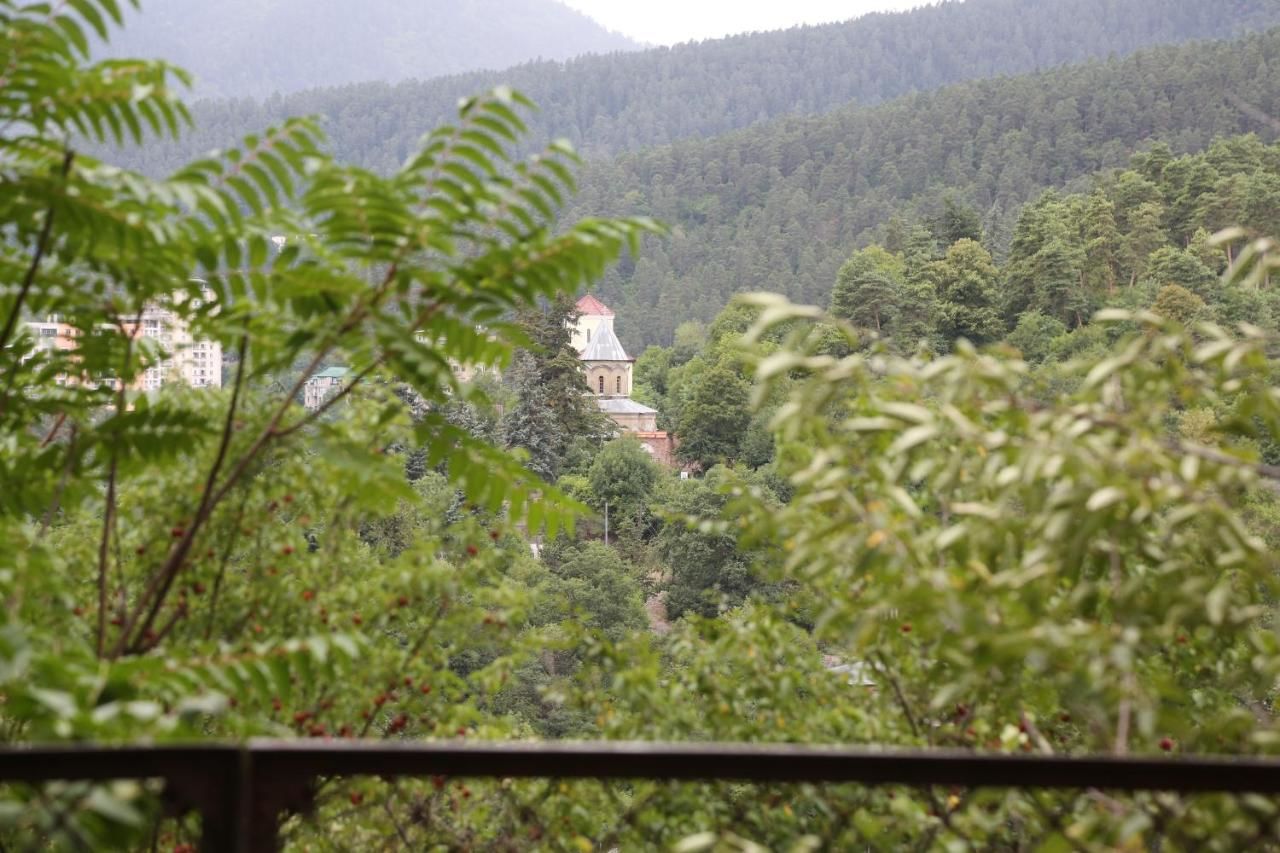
598,375,604,394
616,376,622,394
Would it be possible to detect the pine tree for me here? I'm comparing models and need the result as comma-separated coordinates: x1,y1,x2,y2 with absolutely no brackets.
1083,192,1122,296
501,353,565,482
931,239,1005,345
929,194,984,246
1122,201,1168,286
830,247,907,335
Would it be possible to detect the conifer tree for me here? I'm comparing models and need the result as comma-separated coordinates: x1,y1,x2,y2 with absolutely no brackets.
930,239,1004,345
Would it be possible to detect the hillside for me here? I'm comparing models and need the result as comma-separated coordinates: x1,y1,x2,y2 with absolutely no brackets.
568,30,1280,349
108,0,1280,174
102,0,638,99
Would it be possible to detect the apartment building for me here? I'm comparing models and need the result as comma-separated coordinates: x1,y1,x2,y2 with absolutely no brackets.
122,294,223,390
24,286,223,391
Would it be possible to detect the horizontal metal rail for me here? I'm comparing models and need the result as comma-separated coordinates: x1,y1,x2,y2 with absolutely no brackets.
3,741,1280,851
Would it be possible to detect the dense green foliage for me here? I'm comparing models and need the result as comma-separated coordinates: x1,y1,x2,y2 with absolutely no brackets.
574,31,1280,349
0,0,657,842
106,0,1280,175
11,1,1280,849
103,0,638,99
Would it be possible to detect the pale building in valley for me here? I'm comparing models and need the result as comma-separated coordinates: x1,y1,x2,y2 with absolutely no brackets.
24,286,222,391
121,288,222,390
304,366,350,410
574,295,677,465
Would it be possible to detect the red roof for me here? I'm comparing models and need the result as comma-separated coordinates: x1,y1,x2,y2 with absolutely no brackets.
576,294,615,317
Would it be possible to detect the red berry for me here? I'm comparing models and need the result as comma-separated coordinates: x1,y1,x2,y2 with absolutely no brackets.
349,792,363,805
171,527,185,538
282,545,295,556
135,546,146,555
374,694,388,708
456,727,467,737
403,677,413,687
397,596,409,608
432,775,446,790
302,590,314,602
193,582,206,595
72,606,84,617
420,684,432,695
308,724,326,738
489,530,500,541
1059,712,1071,723
900,623,912,634
466,544,478,557
1160,737,1174,752
271,697,282,711
284,494,295,504
293,711,311,724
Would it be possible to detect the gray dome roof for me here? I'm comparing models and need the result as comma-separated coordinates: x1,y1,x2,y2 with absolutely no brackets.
581,321,631,362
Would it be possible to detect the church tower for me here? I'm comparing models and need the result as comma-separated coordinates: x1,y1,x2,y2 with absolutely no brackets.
573,294,660,433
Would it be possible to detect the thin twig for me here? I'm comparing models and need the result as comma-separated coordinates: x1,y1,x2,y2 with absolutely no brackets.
0,150,74,416
39,411,68,447
382,783,416,848
203,488,250,641
96,329,133,658
37,423,77,538
871,652,924,742
117,333,248,656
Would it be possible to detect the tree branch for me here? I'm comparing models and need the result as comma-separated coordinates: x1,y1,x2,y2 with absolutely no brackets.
38,423,77,538
116,333,249,656
0,150,74,416
96,327,133,658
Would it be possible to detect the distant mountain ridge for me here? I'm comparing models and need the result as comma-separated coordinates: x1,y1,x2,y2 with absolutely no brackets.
106,0,1280,176
566,29,1280,349
103,0,639,99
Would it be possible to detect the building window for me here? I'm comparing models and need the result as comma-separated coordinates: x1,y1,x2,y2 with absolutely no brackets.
616,376,622,394
598,375,604,394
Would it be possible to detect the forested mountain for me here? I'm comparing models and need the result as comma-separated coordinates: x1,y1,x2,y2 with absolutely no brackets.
110,0,1280,174
102,0,638,99
571,30,1280,349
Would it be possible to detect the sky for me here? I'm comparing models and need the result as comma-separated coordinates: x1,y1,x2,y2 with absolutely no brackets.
558,0,927,46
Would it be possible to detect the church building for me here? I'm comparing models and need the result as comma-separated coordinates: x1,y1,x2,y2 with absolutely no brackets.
573,295,677,465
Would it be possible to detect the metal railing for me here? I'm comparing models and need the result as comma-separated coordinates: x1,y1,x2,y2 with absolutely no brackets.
4,741,1280,851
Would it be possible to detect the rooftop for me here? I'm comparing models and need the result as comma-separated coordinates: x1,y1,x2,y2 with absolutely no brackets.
596,397,658,415
576,294,615,317
312,366,350,380
581,321,631,362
